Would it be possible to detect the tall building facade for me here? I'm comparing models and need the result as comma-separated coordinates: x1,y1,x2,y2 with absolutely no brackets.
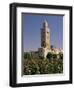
41,20,50,49
38,20,51,58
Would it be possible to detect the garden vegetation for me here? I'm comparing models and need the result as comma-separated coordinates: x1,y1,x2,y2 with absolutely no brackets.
23,52,63,75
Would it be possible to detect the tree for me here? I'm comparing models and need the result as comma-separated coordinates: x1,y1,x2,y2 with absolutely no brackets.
24,52,31,60
39,55,44,59
59,52,63,59
51,45,54,50
46,52,53,60
52,54,57,59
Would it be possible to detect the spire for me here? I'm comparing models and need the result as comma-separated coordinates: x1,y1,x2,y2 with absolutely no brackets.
43,20,48,27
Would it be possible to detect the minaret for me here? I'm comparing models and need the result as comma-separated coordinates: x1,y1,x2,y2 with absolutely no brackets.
41,20,50,49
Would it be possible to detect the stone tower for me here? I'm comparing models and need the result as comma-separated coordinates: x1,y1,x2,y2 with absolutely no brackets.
38,20,62,58
38,20,50,58
41,20,50,49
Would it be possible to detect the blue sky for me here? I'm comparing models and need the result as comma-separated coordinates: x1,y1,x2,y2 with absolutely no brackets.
22,13,63,52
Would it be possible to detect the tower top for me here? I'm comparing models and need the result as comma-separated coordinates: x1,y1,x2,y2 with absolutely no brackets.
43,20,48,27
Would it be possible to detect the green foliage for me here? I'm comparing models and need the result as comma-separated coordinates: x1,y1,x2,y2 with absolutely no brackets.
59,52,63,59
47,53,59,60
39,56,44,59
24,52,31,60
46,52,53,60
52,54,57,59
23,52,63,75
